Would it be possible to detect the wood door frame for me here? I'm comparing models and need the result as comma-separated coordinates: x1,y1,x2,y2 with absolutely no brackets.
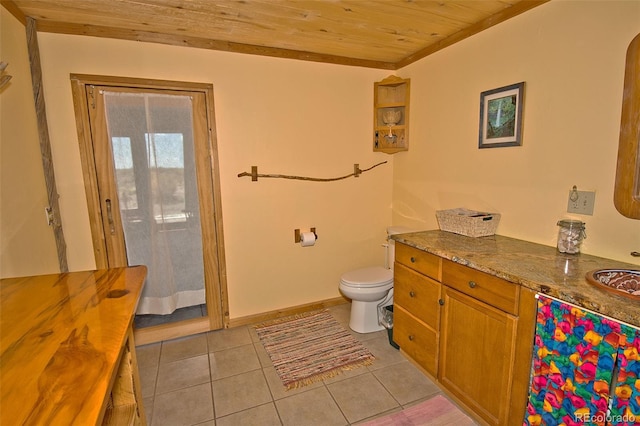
70,74,229,344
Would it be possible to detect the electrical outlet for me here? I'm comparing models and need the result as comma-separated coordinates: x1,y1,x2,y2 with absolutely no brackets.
44,206,54,226
567,190,596,215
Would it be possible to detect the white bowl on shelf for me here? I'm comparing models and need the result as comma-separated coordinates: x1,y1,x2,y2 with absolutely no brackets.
382,109,401,126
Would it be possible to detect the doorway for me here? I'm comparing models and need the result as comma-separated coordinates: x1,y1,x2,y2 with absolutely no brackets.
71,75,228,344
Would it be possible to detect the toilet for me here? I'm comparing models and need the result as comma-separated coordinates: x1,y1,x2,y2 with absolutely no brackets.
339,226,414,333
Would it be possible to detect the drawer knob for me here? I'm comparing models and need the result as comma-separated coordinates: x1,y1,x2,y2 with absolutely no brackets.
469,281,477,288
409,291,416,298
410,256,416,263
408,335,414,341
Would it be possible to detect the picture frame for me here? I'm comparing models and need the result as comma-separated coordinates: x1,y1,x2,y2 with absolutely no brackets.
478,82,525,148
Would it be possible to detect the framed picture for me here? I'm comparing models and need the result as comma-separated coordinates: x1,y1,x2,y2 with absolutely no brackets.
478,82,525,148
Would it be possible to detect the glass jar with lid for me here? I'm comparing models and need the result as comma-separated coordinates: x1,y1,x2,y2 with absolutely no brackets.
556,219,586,254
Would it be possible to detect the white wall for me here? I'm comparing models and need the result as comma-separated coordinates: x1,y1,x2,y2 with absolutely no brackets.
34,34,391,318
394,0,640,265
3,0,638,317
1,8,59,278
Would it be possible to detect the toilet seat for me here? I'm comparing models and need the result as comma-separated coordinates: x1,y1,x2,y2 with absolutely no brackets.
340,266,393,288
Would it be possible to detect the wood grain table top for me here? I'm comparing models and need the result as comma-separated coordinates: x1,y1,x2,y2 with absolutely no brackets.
0,266,147,425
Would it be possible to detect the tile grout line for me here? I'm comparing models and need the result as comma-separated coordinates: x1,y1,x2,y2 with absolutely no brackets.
206,331,216,424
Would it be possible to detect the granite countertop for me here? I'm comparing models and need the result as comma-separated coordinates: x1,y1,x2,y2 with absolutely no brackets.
391,230,640,327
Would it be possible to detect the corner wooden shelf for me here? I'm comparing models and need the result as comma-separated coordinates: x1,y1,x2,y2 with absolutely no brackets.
374,75,410,154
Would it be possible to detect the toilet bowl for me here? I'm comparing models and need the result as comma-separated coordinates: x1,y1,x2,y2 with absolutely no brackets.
339,267,393,333
339,226,414,333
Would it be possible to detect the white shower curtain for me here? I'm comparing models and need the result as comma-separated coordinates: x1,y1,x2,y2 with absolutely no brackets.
103,91,206,315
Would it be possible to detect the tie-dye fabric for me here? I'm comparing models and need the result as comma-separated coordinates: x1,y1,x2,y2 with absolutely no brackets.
609,322,640,424
524,295,640,426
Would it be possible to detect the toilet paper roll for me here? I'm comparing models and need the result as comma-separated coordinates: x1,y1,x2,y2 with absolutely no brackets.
300,232,316,247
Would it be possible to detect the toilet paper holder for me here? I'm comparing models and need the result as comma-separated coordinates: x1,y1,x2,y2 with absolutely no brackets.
294,228,317,243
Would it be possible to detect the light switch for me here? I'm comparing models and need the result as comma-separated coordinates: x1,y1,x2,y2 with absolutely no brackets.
567,190,596,215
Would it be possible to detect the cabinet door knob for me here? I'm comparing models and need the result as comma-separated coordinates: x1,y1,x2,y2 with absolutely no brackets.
468,281,477,288
409,291,415,298
438,299,444,306
410,256,416,263
408,335,414,341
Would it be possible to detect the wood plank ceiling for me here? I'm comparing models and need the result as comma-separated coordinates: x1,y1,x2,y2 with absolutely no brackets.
4,0,548,69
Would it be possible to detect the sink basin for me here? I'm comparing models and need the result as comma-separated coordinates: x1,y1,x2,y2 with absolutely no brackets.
585,269,640,300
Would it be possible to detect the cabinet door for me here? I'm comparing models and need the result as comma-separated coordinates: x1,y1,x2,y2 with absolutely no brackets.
438,286,517,426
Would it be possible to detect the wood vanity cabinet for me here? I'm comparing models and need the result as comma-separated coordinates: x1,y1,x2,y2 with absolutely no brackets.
393,243,537,426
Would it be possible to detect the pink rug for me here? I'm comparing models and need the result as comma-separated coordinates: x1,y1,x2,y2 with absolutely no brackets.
361,395,476,426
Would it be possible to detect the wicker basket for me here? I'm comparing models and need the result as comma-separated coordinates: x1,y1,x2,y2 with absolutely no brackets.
436,208,501,237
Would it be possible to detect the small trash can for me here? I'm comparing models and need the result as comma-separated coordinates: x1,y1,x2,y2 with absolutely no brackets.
380,305,400,350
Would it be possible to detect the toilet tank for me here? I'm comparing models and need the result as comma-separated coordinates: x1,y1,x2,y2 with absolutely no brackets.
386,226,416,269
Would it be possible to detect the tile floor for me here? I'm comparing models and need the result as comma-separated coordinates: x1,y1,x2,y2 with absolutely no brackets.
136,303,474,426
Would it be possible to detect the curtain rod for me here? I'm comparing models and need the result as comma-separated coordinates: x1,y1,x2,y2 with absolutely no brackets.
237,161,387,182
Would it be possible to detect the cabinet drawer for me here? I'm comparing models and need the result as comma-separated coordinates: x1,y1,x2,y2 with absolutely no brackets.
394,263,441,329
395,243,441,280
441,260,519,315
394,306,438,377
